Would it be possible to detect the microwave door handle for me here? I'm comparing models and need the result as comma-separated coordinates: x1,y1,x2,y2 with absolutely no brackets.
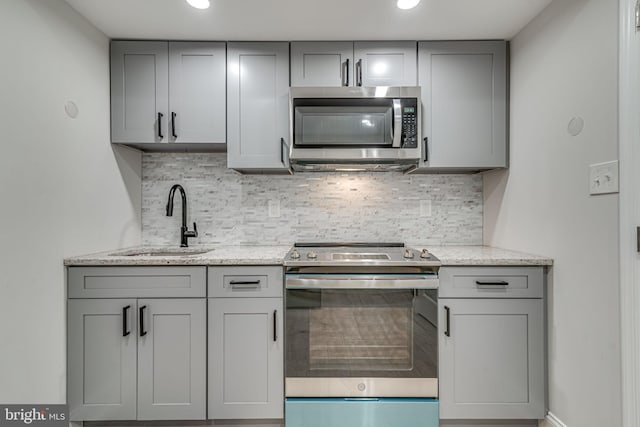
392,99,402,148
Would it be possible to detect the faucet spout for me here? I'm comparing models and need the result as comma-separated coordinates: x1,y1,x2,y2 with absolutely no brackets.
166,184,198,247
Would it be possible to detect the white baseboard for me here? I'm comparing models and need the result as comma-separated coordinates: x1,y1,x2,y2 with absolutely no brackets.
540,412,567,427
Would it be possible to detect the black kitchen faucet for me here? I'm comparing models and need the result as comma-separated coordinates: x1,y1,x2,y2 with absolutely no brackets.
166,184,198,247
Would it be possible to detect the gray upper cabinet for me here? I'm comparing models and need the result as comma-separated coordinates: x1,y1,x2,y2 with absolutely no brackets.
111,41,225,149
291,41,416,87
227,42,290,172
291,42,354,87
168,42,226,144
208,297,284,419
68,299,137,421
418,41,507,170
111,41,168,144
354,41,417,87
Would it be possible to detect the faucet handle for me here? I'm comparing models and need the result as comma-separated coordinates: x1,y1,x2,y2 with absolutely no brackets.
192,222,198,237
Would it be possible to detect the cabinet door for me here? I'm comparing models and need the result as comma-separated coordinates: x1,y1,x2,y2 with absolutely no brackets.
227,42,290,171
111,41,168,143
290,42,354,87
438,299,545,419
354,41,417,86
68,299,137,421
137,299,206,420
209,298,284,419
418,41,507,169
169,42,226,144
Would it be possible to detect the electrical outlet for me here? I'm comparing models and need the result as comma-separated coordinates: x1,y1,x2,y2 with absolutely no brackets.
589,160,619,195
420,199,432,217
268,199,281,218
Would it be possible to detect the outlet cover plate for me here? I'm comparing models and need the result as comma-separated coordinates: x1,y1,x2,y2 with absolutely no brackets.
589,160,619,195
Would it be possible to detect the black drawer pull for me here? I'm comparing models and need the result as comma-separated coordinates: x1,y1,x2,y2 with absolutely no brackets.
229,280,261,285
157,112,163,139
475,280,509,286
122,305,131,337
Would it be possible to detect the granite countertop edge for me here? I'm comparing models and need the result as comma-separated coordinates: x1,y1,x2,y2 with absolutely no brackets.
64,245,553,267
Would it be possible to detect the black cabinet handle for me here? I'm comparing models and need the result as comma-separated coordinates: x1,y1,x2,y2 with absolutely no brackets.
280,138,289,166
444,305,450,337
475,280,509,286
423,137,429,162
273,310,278,342
356,59,363,86
171,112,177,138
342,59,350,86
139,305,147,337
122,305,131,337
157,113,164,139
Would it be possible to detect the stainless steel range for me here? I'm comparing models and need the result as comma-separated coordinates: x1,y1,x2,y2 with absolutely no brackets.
284,243,440,399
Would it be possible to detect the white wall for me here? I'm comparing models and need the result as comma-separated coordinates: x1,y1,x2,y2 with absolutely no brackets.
0,0,141,402
484,0,621,426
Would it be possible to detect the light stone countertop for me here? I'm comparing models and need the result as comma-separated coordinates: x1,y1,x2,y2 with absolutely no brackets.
64,245,552,267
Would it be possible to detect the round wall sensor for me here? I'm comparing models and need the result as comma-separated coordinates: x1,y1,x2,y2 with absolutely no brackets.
65,101,79,119
567,116,584,136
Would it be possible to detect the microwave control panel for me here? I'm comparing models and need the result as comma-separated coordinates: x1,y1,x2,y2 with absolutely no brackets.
401,99,418,148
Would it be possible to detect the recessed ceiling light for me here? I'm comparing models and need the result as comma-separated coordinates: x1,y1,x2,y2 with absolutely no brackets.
186,0,210,9
397,0,420,10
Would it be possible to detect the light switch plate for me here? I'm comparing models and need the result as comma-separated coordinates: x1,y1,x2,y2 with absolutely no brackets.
589,160,619,195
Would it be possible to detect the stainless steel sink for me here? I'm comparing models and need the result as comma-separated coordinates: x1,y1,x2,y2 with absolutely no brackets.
110,248,213,257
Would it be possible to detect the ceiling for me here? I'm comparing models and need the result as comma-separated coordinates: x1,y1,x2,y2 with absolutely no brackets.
63,0,553,41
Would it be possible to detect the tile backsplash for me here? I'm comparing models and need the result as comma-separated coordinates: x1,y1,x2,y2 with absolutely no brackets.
142,153,482,246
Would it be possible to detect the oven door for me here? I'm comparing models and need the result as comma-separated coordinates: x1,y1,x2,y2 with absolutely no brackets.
285,275,438,398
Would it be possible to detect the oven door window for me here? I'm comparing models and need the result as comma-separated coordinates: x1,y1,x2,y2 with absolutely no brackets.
293,98,394,147
286,289,437,378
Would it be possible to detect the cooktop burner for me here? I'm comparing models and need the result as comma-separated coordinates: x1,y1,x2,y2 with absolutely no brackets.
285,242,440,268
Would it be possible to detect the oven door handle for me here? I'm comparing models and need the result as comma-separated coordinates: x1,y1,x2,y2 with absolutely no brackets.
285,275,439,289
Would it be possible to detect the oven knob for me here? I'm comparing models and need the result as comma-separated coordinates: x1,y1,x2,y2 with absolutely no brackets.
307,251,317,259
290,250,300,259
420,249,430,258
403,249,414,259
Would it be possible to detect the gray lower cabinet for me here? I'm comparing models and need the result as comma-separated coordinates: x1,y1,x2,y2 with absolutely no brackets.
208,297,284,419
111,41,226,149
68,299,137,421
417,41,507,171
67,267,207,421
226,42,290,171
438,266,546,420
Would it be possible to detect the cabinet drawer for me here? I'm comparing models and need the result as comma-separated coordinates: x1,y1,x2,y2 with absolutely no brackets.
439,266,544,298
68,266,206,298
208,266,283,298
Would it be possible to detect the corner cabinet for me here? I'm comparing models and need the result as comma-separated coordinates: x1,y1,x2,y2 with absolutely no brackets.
110,41,226,150
208,266,284,419
290,41,416,87
438,266,546,420
226,43,291,172
67,267,207,421
417,41,507,171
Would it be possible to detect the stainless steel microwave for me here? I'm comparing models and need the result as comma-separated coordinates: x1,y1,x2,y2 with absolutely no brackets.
289,87,422,172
